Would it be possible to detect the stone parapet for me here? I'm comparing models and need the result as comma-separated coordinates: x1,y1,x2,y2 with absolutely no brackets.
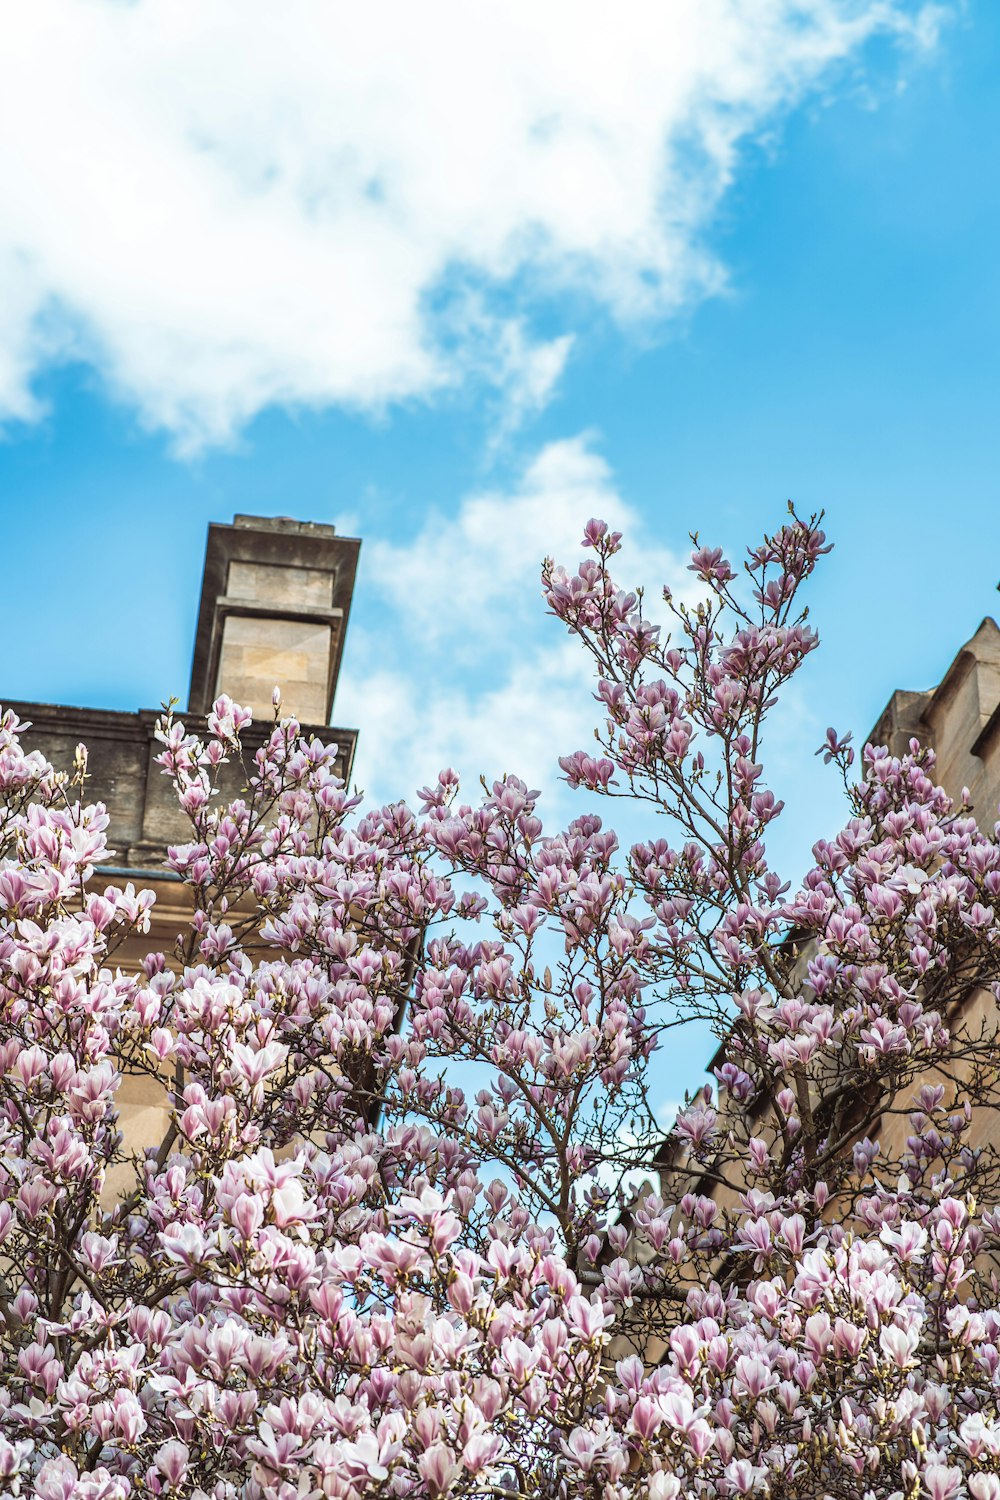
4,512,362,877
5,699,357,872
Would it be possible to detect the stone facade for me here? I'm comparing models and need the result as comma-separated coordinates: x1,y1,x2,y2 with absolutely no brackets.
623,615,1000,1362
863,615,1000,1166
7,511,361,976
4,512,363,1196
7,514,361,878
871,616,1000,822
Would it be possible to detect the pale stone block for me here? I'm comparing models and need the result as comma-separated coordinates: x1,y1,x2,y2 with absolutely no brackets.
227,560,334,610
216,615,333,722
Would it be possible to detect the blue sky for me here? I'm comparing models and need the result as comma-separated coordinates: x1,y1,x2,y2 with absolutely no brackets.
1,0,998,1092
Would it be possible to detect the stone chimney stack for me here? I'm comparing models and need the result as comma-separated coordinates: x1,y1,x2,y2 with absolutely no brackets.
187,514,361,724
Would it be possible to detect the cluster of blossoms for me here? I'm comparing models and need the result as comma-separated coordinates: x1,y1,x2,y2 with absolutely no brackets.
1,510,1000,1498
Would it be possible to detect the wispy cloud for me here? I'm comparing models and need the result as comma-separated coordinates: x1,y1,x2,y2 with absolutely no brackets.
0,0,944,449
335,434,688,809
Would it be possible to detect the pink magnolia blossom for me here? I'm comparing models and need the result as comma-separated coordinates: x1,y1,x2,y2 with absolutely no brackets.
0,514,999,1497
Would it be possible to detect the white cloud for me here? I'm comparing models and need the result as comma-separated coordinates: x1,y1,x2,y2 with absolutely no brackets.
339,639,597,806
0,0,943,448
369,434,688,647
335,433,689,809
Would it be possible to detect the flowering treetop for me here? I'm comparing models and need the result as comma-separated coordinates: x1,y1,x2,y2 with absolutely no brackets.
0,509,999,1499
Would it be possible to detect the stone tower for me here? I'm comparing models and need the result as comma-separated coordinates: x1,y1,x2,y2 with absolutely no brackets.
187,514,360,726
6,513,361,876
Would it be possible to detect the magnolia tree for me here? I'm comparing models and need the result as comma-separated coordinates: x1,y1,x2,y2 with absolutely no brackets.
2,512,1000,1500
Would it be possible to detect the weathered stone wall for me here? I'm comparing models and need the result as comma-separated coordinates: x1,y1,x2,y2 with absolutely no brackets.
873,617,1000,823
7,701,357,872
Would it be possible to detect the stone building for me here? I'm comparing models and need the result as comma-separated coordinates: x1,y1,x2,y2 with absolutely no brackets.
5,513,362,1177
620,613,1000,1361
6,512,361,963
659,614,1000,1225
870,615,1000,825
863,613,1000,1165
